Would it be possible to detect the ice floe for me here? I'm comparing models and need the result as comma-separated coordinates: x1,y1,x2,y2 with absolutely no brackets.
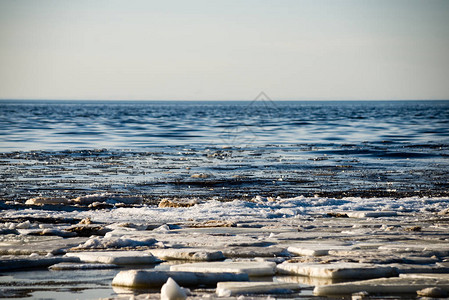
313,274,449,296
223,246,288,258
73,236,157,250
112,270,249,288
0,235,88,255
378,242,449,256
25,197,71,206
73,193,143,205
216,281,301,297
277,262,397,279
1,194,449,298
65,251,161,265
287,242,352,256
170,261,276,276
390,263,449,274
7,196,449,225
149,248,225,261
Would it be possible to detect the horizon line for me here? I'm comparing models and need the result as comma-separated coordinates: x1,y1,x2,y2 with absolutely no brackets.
1,98,449,102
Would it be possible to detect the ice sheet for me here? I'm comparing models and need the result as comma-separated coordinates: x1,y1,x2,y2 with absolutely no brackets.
112,270,249,288
287,242,352,256
170,261,276,276
216,281,301,296
277,262,397,279
4,196,449,225
65,251,161,265
314,276,449,296
149,248,225,261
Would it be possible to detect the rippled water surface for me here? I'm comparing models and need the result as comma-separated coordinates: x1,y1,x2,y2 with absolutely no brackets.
1,100,449,200
1,100,448,151
1,101,449,300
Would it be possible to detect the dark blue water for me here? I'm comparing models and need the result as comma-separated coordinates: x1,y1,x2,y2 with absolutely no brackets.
1,100,448,151
1,100,449,200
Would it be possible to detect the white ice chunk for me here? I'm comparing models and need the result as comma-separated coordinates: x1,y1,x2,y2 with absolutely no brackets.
313,276,449,296
65,251,161,265
216,281,301,297
390,263,449,274
223,246,288,258
277,262,397,279
25,197,71,206
19,228,76,238
149,248,225,261
15,221,31,229
378,243,449,256
112,270,249,288
160,277,187,300
170,261,276,276
154,224,171,232
400,273,449,280
72,193,142,205
287,243,352,256
74,237,157,249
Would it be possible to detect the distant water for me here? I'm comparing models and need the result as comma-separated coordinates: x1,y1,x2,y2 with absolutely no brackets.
1,100,449,200
1,100,448,151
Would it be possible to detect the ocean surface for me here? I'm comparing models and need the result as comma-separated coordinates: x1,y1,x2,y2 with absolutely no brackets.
1,100,449,300
1,100,449,200
1,100,449,150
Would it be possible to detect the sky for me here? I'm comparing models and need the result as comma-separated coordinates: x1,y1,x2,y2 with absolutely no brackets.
0,0,448,101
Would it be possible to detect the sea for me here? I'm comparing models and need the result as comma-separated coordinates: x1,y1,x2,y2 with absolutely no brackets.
1,100,449,150
1,100,449,201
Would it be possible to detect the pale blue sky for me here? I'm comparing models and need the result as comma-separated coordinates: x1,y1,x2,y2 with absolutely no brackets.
1,0,448,100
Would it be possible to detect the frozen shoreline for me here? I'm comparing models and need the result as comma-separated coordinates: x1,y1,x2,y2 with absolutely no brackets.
1,194,449,299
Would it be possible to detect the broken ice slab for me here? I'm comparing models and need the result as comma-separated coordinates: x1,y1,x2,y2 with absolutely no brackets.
65,251,161,265
223,246,288,258
287,242,352,256
216,281,301,297
72,193,143,205
313,276,449,296
170,261,276,276
389,263,449,274
149,248,225,261
277,262,397,279
0,235,89,255
25,197,71,206
276,275,337,286
378,243,449,256
400,273,449,280
345,211,397,218
17,228,77,238
112,270,249,288
0,256,80,271
73,236,157,250
49,262,119,270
